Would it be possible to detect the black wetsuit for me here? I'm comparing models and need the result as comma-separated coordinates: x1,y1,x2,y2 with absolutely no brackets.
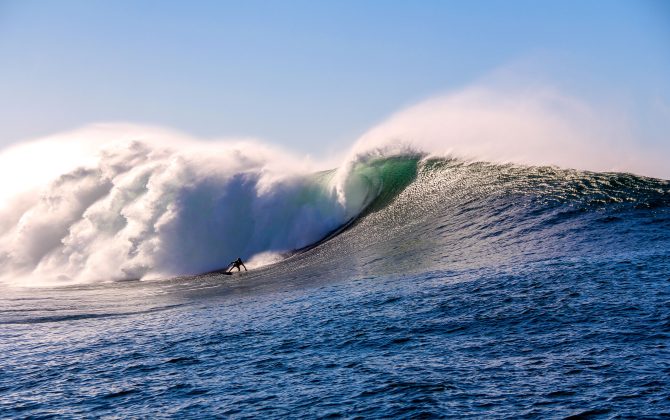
228,258,247,272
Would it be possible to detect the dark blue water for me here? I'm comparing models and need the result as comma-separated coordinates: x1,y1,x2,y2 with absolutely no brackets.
2,160,669,417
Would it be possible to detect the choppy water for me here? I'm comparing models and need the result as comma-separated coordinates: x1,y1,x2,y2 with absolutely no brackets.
2,159,669,417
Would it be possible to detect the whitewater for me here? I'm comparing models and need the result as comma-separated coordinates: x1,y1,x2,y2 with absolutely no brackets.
1,87,669,417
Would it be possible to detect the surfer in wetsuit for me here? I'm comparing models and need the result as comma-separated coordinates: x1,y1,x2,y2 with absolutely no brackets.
227,257,247,272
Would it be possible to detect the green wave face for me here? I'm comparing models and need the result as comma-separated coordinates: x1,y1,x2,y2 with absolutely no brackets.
344,156,421,216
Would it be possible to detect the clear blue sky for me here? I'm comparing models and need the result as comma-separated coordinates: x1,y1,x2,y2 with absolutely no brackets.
1,0,668,154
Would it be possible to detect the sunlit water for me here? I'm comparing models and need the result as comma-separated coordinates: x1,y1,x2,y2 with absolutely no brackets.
2,161,669,417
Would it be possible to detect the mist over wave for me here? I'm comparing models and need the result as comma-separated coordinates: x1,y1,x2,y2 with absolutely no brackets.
1,86,666,286
349,85,669,179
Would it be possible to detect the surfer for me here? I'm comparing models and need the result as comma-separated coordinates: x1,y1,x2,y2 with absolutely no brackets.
226,257,247,273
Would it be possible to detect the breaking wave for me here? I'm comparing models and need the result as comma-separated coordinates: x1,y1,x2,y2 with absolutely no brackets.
0,131,402,285
1,86,668,286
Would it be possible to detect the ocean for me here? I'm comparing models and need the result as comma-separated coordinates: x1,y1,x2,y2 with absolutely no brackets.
1,155,669,418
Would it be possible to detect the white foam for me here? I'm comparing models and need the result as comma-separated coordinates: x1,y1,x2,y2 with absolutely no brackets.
0,125,366,286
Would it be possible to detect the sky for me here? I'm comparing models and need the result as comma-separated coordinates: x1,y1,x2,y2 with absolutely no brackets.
0,0,668,156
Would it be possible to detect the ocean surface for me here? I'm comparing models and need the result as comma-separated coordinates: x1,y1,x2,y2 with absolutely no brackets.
1,157,669,418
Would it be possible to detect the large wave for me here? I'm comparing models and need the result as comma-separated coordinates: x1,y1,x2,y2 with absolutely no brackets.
1,86,667,286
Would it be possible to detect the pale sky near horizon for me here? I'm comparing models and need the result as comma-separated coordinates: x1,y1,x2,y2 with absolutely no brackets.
1,0,668,155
